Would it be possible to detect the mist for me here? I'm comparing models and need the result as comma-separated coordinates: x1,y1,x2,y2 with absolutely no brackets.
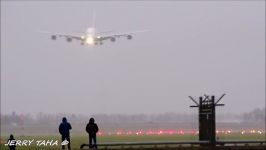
1,1,265,115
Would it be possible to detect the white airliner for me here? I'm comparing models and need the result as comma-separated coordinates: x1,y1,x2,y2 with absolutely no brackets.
49,28,145,46
43,14,147,46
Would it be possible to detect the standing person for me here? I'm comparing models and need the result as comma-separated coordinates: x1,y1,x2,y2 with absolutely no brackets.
7,134,16,150
59,117,72,150
86,118,99,149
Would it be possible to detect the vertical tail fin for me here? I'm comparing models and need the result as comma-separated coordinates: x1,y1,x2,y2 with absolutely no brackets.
92,10,96,28
86,10,96,35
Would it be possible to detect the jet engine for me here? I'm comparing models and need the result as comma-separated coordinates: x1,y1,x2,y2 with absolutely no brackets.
51,35,56,40
127,35,132,40
66,37,72,42
110,37,116,42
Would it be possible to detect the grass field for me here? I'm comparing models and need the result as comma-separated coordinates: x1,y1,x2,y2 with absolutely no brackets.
1,133,265,150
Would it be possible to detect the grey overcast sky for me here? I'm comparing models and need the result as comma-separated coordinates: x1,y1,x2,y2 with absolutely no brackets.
1,1,265,115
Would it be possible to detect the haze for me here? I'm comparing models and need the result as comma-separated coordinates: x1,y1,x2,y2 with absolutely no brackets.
1,1,265,115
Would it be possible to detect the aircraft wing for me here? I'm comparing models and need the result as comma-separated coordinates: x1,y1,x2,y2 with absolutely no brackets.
97,30,148,41
52,33,82,40
39,31,82,41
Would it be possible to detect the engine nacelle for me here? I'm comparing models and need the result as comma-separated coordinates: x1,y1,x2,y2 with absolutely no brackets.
110,37,116,42
127,35,132,40
51,35,56,40
66,37,72,42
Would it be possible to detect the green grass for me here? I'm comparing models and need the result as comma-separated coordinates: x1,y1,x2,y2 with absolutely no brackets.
1,133,265,150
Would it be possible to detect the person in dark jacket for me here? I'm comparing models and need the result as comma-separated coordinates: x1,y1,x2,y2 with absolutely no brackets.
59,117,72,150
7,134,16,150
86,118,99,149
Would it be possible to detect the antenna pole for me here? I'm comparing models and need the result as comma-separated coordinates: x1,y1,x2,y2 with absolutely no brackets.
215,94,226,105
189,96,199,106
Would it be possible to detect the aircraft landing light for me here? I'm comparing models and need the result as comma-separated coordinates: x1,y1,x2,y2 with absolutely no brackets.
86,37,94,45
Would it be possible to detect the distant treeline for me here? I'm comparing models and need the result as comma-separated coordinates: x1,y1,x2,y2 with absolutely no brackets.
242,107,265,123
1,108,265,126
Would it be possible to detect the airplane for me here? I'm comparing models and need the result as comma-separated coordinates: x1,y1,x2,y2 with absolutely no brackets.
49,28,141,46
42,13,147,46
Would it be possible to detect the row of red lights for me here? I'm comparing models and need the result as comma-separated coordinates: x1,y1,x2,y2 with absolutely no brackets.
97,129,265,136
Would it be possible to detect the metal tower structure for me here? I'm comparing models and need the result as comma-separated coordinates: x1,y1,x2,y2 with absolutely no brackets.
189,94,225,146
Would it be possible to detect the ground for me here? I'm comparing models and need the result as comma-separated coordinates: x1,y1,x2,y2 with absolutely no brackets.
0,133,265,150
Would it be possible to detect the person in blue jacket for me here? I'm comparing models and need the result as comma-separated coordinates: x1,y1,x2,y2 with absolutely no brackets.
59,117,72,150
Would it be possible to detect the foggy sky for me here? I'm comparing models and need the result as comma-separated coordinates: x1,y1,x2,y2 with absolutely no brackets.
1,1,265,115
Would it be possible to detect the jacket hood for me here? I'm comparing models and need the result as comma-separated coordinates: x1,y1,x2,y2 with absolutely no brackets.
89,118,95,124
62,117,67,123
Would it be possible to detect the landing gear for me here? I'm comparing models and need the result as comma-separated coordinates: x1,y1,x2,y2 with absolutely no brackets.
95,42,103,45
